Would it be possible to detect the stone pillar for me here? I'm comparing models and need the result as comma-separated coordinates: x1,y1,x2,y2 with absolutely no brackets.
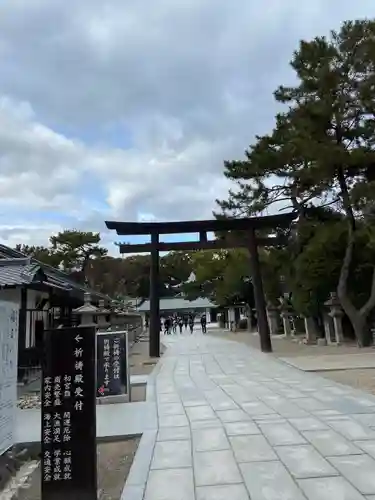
279,294,293,337
117,310,129,331
218,313,225,328
246,305,253,332
304,316,317,344
228,307,235,325
205,308,211,323
325,293,344,345
323,313,334,344
266,303,280,336
139,312,146,330
281,312,292,337
73,292,99,327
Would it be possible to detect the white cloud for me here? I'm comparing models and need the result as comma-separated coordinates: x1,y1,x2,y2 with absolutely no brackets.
0,0,374,250
0,223,62,248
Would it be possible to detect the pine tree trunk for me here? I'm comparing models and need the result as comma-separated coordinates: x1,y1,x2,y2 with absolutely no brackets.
347,314,371,347
337,228,375,347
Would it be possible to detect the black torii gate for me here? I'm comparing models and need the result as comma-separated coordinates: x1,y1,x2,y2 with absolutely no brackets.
105,213,297,357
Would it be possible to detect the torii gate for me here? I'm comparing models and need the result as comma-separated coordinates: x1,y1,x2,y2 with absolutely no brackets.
105,213,297,357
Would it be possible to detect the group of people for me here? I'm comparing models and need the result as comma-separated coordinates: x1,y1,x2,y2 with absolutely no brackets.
161,313,207,335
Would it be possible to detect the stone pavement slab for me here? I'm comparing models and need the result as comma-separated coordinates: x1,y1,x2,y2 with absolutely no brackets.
151,439,192,469
328,455,375,495
157,426,191,441
196,483,250,500
230,434,277,462
144,468,194,500
297,477,366,500
274,444,338,479
240,461,306,500
224,420,260,436
192,427,230,452
16,400,157,444
302,429,364,456
121,331,375,499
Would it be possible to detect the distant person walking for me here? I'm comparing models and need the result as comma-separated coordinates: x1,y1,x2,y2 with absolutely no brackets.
184,316,188,330
188,314,194,334
178,316,184,334
172,316,178,334
164,317,171,335
200,314,207,334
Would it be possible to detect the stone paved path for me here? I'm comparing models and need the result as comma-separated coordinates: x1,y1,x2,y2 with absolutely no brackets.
122,332,375,500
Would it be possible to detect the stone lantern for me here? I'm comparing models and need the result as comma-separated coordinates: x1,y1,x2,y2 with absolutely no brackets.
96,299,111,331
303,316,318,344
115,307,129,330
73,292,99,327
109,301,122,330
266,302,280,336
279,293,293,337
302,290,318,345
324,292,344,345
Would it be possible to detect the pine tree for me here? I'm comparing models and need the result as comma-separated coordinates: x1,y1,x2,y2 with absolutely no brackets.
218,19,375,345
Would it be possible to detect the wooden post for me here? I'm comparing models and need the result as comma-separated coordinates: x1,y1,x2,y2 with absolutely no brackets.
149,232,160,357
248,228,272,353
18,286,27,353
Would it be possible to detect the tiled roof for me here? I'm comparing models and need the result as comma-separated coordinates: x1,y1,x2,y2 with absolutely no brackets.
0,244,109,300
0,259,45,287
138,296,215,312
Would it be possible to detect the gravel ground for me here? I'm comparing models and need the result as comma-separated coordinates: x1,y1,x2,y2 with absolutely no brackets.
319,368,375,395
14,439,140,500
210,329,375,358
4,333,161,499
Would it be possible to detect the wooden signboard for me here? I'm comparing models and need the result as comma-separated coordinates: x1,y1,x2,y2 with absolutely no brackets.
41,326,97,500
96,330,129,398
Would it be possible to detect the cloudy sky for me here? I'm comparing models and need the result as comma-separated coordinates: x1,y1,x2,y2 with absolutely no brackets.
0,1,373,254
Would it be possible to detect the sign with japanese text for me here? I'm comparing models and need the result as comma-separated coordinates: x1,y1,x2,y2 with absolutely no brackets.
96,331,128,398
0,300,19,456
41,326,97,500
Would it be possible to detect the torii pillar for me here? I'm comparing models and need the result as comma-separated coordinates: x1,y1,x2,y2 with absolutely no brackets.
149,232,160,357
249,228,272,352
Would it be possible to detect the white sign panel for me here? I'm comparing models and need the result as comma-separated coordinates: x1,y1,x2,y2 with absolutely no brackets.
0,300,19,456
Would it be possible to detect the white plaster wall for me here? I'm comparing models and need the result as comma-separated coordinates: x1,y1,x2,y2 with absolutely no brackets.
0,288,21,305
0,287,51,348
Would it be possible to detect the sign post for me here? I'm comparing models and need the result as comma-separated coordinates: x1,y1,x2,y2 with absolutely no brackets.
0,301,19,456
96,331,129,399
41,326,97,500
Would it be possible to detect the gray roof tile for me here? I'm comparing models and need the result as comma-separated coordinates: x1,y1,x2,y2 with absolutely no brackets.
138,296,215,312
0,259,44,287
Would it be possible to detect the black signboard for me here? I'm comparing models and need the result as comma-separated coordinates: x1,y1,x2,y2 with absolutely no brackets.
41,326,97,500
96,331,128,397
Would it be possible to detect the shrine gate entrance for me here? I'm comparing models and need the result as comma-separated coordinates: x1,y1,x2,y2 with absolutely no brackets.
105,213,297,357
